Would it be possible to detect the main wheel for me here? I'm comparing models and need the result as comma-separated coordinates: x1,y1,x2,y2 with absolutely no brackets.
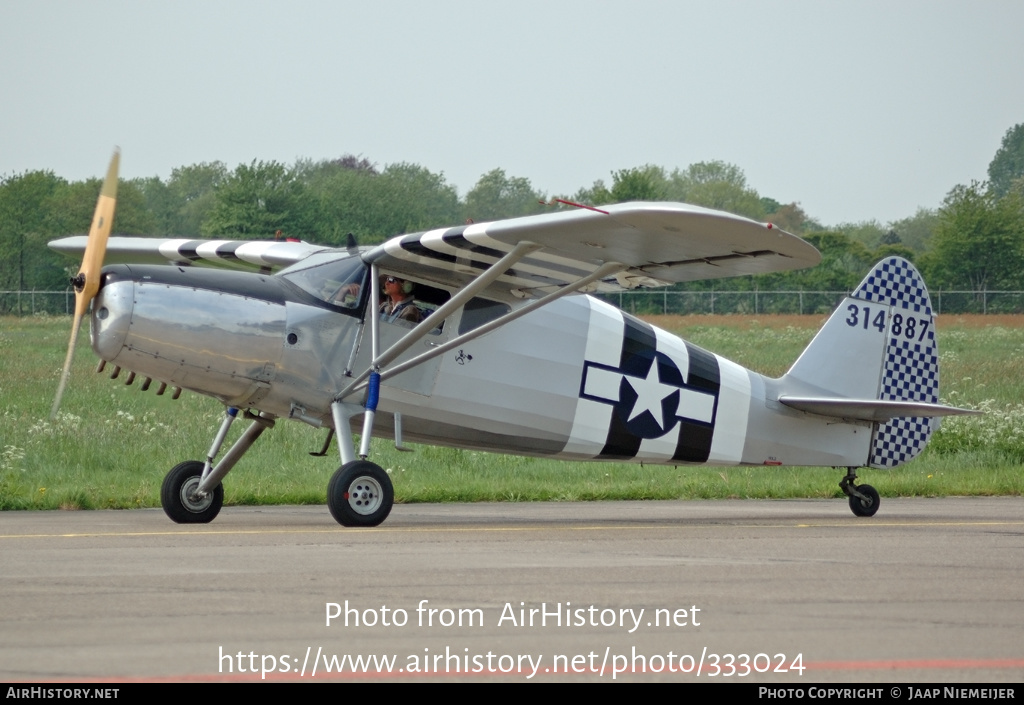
327,460,393,527
849,484,880,517
161,460,224,524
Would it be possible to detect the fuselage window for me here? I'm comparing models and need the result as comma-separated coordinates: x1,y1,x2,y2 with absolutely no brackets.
459,297,511,335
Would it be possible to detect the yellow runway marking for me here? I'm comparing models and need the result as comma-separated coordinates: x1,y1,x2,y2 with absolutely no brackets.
1,519,1021,540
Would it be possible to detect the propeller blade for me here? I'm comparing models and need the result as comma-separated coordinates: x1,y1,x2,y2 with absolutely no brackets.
74,149,120,317
51,312,85,420
51,149,120,419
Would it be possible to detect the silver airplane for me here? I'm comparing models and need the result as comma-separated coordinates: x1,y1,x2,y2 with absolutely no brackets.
50,151,975,527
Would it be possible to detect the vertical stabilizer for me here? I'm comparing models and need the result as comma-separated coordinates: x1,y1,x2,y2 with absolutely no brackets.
782,257,940,468
854,258,939,468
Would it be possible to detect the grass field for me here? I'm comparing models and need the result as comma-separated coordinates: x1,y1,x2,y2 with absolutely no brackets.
1,313,1021,511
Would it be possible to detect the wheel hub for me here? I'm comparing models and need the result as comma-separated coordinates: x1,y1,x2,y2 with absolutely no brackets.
346,476,383,515
179,477,213,513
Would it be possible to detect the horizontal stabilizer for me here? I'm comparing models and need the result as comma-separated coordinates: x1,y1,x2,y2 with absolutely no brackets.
779,396,980,423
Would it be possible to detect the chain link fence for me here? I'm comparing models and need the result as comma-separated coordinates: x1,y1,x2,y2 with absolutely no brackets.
604,290,1024,316
4,289,1024,317
1,291,75,316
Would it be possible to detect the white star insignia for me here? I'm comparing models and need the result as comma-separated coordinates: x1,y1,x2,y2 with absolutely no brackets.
624,362,677,429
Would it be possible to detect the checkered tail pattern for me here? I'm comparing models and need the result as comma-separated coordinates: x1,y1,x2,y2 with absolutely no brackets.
853,257,939,468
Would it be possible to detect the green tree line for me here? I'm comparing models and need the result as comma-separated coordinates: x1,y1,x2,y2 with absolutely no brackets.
2,123,1023,308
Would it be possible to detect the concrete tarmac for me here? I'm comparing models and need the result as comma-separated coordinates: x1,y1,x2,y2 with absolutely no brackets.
1,497,1022,683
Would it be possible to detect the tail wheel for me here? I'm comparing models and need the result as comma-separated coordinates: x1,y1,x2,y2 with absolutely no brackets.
327,460,393,527
161,460,224,524
849,484,880,517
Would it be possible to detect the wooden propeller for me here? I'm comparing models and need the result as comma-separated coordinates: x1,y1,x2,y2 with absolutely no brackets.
51,149,120,419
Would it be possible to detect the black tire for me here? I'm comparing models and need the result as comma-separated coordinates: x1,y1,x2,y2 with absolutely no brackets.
327,460,394,527
161,460,224,524
849,484,880,518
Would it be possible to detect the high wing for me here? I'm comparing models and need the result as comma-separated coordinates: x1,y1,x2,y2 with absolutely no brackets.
48,235,330,272
367,201,821,299
50,202,820,296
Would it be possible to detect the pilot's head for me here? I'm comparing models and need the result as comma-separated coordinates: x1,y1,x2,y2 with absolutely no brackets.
382,276,414,295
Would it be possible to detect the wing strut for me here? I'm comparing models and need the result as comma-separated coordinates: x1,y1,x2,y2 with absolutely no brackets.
329,241,625,467
331,241,544,464
333,240,543,404
339,259,627,400
376,260,626,386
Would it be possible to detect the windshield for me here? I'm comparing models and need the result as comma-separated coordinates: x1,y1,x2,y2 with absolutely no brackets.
280,253,368,312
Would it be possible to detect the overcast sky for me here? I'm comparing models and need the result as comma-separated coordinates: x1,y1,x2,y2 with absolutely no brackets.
2,0,1022,227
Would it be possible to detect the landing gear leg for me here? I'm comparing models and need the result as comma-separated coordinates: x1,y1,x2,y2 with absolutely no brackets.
328,397,394,527
325,270,394,528
160,409,275,524
839,467,880,517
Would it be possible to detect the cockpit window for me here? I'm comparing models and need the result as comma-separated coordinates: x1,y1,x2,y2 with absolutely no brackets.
280,254,368,312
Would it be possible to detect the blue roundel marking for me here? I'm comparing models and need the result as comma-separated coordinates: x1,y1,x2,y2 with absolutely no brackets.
578,314,721,462
616,351,685,439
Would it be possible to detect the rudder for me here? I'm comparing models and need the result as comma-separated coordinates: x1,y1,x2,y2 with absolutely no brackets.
781,256,942,469
852,257,939,468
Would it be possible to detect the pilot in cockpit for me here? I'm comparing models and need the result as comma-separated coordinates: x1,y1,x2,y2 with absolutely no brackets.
379,276,423,324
